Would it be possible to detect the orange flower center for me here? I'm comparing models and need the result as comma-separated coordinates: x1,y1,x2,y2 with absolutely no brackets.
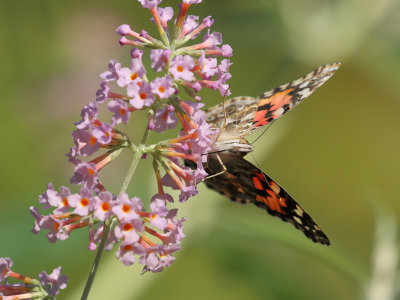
81,198,89,207
123,223,133,231
139,92,147,100
62,198,69,207
158,86,165,93
130,73,138,80
101,202,110,212
177,65,184,72
90,136,97,146
120,108,126,116
123,244,133,251
122,204,131,213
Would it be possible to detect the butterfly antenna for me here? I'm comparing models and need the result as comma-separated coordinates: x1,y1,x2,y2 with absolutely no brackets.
252,122,274,145
215,85,230,142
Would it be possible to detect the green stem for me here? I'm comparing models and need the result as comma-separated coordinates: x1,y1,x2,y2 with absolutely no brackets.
80,218,113,300
119,125,151,195
80,126,151,300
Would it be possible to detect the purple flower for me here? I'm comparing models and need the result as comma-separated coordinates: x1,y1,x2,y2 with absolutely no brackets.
0,257,12,281
152,7,174,28
93,191,114,221
141,244,180,273
30,206,42,234
70,162,98,189
183,0,203,4
199,52,218,78
150,76,175,99
112,193,142,221
149,196,169,230
100,59,121,82
71,129,100,157
114,220,142,244
38,267,68,297
39,182,56,209
129,81,154,109
108,99,130,126
220,44,233,57
169,55,195,81
95,81,110,103
153,105,177,133
90,121,112,145
116,58,146,87
39,215,63,243
202,30,222,47
116,241,145,266
181,15,199,36
150,49,171,72
138,0,162,9
130,48,144,59
68,188,95,216
75,101,98,130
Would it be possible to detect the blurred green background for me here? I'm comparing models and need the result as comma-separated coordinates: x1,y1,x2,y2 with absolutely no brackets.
1,0,399,299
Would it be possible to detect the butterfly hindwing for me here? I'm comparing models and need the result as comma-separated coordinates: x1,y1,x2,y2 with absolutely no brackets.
205,154,330,245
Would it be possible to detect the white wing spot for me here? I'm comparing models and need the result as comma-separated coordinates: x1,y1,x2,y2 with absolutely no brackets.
293,216,302,224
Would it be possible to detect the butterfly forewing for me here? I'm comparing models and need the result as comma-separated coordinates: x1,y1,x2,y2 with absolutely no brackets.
205,63,341,138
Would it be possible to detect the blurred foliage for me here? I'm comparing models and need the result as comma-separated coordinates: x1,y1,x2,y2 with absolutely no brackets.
0,0,399,299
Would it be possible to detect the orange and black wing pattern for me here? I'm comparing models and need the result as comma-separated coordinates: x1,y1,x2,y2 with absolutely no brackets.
205,155,330,245
251,63,341,131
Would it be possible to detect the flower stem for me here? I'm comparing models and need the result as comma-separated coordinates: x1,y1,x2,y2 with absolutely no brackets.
119,125,151,195
81,126,151,300
80,218,113,300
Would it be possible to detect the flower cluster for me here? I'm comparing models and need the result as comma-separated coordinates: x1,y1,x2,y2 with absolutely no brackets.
0,257,67,299
30,0,232,275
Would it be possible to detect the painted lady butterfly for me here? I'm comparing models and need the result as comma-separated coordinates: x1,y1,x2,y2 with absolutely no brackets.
203,63,341,245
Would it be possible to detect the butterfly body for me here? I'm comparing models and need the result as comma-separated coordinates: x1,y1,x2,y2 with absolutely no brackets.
201,63,341,246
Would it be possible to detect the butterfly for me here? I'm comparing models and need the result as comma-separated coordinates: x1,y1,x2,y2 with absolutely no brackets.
202,63,341,245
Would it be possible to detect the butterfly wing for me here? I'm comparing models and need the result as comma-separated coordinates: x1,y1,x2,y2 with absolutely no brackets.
205,63,341,137
205,154,330,245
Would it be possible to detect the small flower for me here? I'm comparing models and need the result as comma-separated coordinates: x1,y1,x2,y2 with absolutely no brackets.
181,15,199,37
152,7,174,28
129,81,154,109
93,191,114,221
150,49,171,72
149,196,169,230
75,101,98,130
38,267,68,297
100,59,121,82
90,121,112,145
68,187,95,216
70,162,98,189
116,241,145,266
169,55,195,81
108,99,130,126
71,129,100,157
150,76,175,99
153,105,177,133
112,193,142,221
116,58,146,87
0,257,12,281
95,81,110,103
138,0,162,9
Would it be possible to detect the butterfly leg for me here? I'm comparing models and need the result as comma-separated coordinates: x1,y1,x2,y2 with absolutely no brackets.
204,153,227,180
